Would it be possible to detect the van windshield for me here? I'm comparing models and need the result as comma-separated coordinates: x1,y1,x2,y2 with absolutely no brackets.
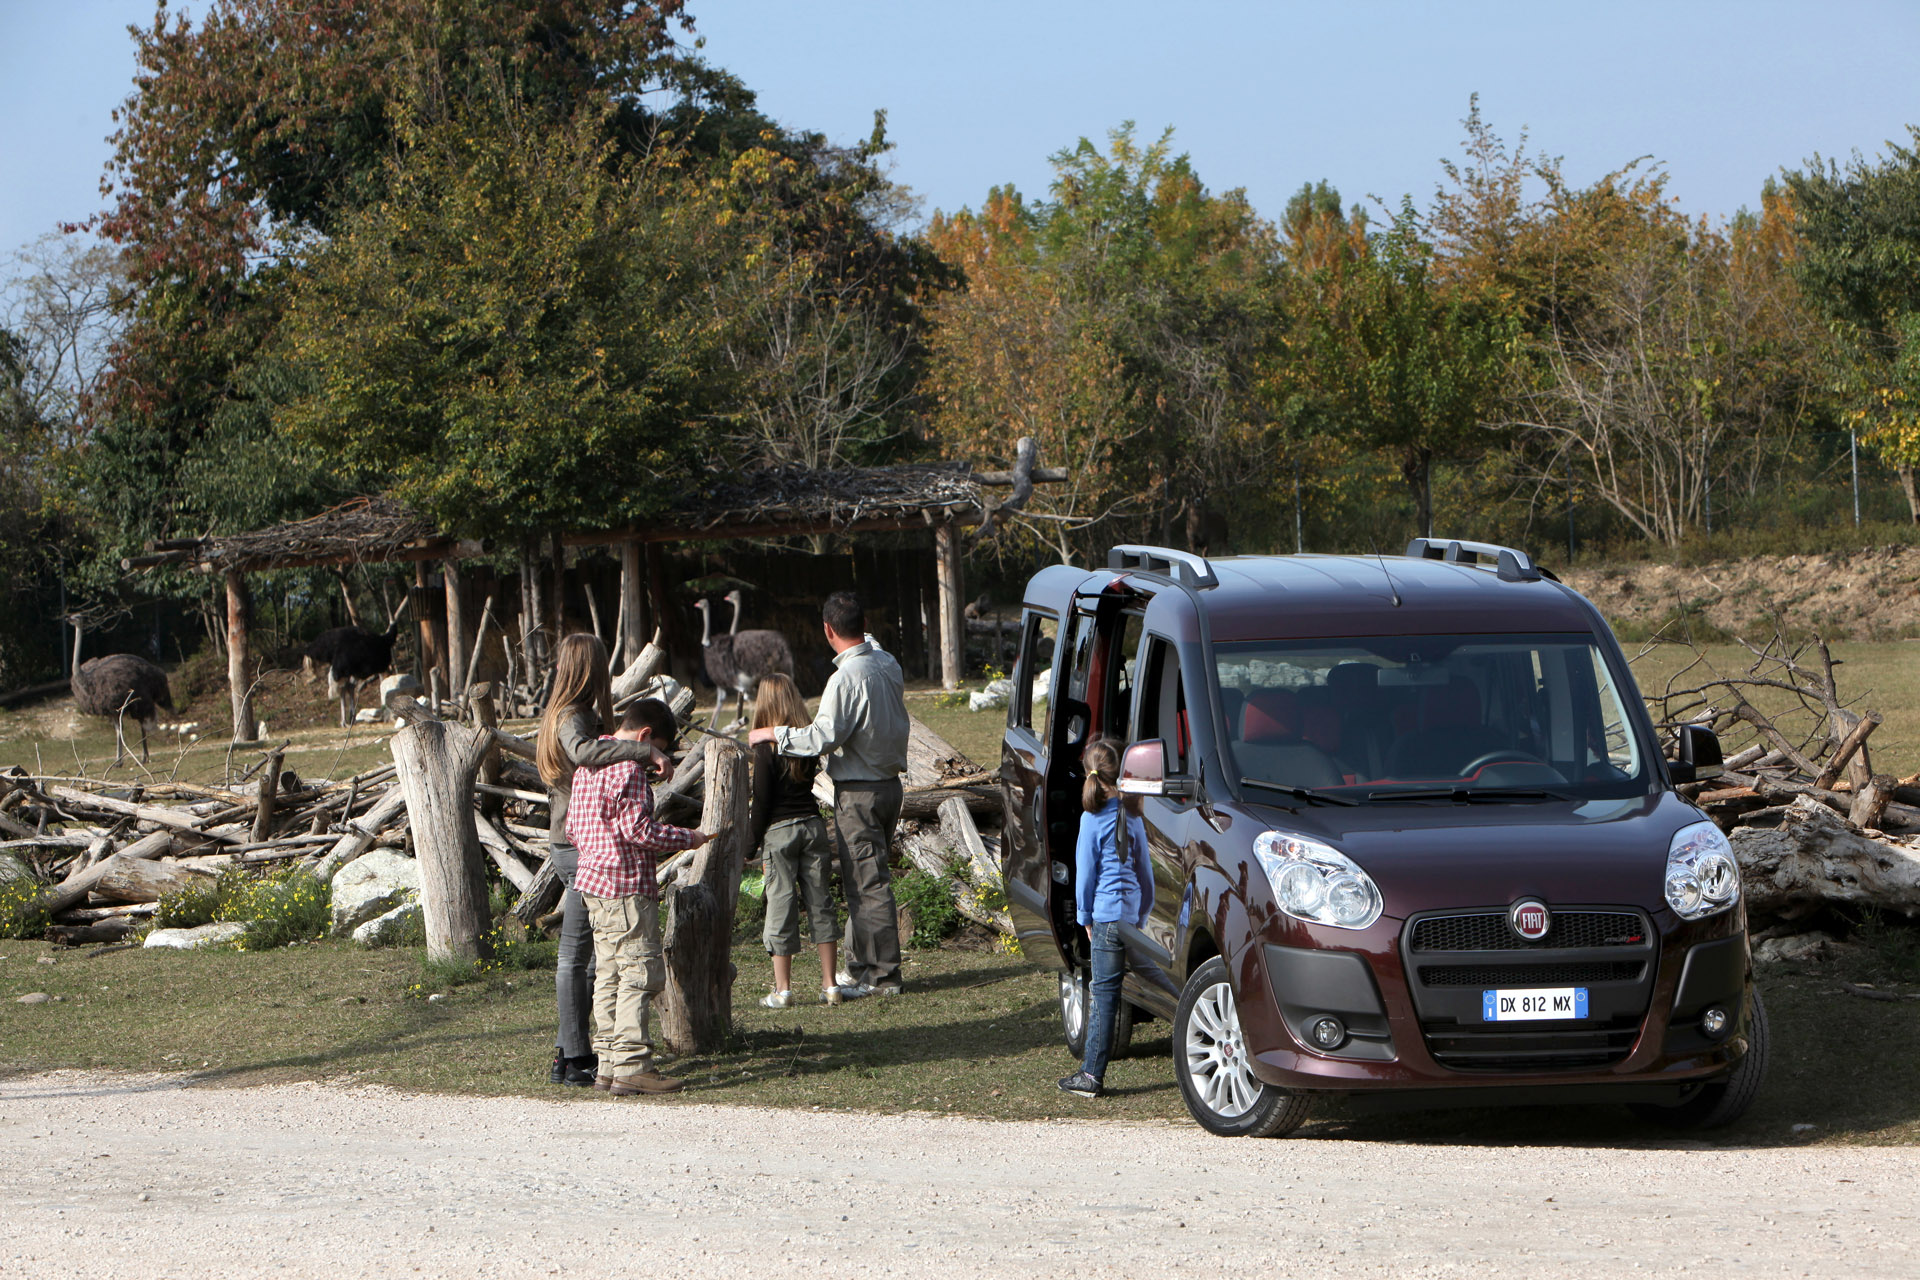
1214,634,1652,801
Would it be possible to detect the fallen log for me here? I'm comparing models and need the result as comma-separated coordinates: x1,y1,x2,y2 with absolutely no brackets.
1729,797,1920,919
899,784,998,824
1815,712,1883,791
35,831,173,917
510,857,563,926
938,796,1014,935
46,787,245,845
90,852,214,906
46,918,138,947
476,817,535,892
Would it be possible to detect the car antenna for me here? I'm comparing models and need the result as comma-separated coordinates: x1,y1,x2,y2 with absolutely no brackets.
1368,539,1403,607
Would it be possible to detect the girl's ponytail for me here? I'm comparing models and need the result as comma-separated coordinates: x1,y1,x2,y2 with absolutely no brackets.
1081,737,1131,864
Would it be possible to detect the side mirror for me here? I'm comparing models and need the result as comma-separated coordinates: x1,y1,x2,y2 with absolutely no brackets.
1670,724,1724,784
1119,738,1192,799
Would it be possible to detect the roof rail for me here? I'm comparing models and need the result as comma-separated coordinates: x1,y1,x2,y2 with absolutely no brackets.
1404,537,1543,584
1108,544,1219,589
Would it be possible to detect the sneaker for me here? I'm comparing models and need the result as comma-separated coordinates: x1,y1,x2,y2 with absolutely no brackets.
819,986,843,1006
831,982,871,1001
609,1070,685,1096
835,968,855,988
1058,1071,1103,1099
553,1055,598,1088
867,983,903,998
760,989,797,1009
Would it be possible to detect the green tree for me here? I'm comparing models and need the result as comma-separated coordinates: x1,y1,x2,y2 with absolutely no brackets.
1785,129,1920,520
275,77,726,541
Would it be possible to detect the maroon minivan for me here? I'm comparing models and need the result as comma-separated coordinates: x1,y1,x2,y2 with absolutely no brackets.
1000,540,1764,1137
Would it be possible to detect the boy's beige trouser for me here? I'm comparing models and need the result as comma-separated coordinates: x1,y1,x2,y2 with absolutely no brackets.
582,892,664,1075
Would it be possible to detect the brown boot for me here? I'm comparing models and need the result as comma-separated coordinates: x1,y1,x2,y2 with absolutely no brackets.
609,1070,684,1096
593,1075,612,1092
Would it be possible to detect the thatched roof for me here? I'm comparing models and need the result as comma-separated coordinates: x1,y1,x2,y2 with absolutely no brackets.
124,460,1050,573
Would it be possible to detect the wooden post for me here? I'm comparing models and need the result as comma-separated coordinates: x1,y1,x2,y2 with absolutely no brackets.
518,538,542,684
470,681,502,816
549,530,567,646
387,696,494,964
659,735,747,1054
645,541,671,662
444,559,467,704
935,521,964,692
921,547,939,681
251,746,285,843
619,539,646,671
225,569,256,743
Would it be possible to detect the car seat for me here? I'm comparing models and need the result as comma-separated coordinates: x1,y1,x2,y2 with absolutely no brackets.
1235,688,1343,789
1382,677,1506,779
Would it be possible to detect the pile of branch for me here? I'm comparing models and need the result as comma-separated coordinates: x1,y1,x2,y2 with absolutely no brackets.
1641,630,1920,920
2,750,416,947
670,462,985,535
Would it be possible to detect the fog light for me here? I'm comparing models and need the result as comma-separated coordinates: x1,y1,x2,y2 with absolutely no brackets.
1310,1015,1346,1049
1701,1006,1729,1037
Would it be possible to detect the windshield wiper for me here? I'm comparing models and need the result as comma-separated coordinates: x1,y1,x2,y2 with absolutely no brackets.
1367,786,1570,804
1240,778,1359,806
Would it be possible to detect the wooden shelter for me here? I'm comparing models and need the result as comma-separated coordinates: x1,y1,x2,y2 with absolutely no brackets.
127,450,1061,741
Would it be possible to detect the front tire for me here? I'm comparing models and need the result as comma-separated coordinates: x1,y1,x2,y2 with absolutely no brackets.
1632,986,1770,1130
1173,956,1310,1138
1059,966,1134,1059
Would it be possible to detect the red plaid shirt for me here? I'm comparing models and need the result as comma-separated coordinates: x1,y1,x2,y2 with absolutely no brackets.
566,754,699,900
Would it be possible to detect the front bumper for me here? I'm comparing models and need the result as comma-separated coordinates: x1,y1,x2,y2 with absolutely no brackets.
1237,907,1752,1095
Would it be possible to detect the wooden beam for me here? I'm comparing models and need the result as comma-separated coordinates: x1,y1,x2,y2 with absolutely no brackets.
444,559,467,702
564,508,985,549
935,521,964,692
618,538,645,670
225,569,256,743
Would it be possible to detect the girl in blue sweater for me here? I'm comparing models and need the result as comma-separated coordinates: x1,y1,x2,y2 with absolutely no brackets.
1059,738,1153,1099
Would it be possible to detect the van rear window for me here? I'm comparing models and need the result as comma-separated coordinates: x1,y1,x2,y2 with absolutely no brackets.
1214,634,1651,801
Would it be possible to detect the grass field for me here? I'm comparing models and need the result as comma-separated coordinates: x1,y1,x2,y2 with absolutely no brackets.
1,934,1915,1146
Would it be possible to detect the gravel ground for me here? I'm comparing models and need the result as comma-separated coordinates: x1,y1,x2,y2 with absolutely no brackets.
2,1070,1915,1278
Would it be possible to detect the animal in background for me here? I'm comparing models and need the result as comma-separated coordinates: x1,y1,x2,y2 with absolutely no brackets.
695,589,796,730
67,623,173,767
303,598,411,726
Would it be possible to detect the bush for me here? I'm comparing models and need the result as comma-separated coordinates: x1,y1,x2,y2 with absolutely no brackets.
152,877,221,929
893,868,961,949
223,867,332,951
733,869,767,943
0,878,50,940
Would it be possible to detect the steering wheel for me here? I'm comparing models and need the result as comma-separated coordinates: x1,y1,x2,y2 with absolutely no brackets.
1459,749,1546,776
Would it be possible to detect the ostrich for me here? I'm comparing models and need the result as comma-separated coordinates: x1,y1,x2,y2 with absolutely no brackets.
67,624,173,767
695,590,796,729
302,598,411,726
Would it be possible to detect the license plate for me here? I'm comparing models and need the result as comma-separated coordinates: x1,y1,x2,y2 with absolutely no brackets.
1482,987,1588,1021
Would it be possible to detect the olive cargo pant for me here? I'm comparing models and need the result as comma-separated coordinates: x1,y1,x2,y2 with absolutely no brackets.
581,892,664,1076
832,778,903,989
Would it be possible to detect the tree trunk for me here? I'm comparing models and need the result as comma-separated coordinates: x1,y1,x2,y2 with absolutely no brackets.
658,736,747,1055
1729,796,1920,918
444,560,467,703
518,539,542,689
935,520,965,692
225,569,255,743
35,832,172,917
1900,464,1920,524
251,747,285,843
618,539,646,672
388,701,494,963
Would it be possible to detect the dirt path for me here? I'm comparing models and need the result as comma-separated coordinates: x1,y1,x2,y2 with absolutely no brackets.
1,1072,1914,1278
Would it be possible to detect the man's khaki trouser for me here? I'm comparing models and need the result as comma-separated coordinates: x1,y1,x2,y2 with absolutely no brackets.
832,778,903,989
581,892,664,1075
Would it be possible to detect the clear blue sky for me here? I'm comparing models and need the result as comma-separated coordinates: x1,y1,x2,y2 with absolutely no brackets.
4,1,1919,257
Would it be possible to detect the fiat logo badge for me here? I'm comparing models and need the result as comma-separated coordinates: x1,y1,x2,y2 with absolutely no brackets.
1509,899,1552,942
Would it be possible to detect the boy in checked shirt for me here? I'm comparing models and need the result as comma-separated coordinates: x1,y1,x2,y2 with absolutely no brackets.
565,698,709,1095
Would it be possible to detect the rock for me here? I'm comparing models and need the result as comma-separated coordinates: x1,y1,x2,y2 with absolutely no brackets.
1752,931,1832,966
354,707,380,724
0,851,34,884
35,955,56,965
351,900,423,948
16,992,50,1004
330,848,420,935
1031,666,1052,706
968,679,1013,712
142,922,248,951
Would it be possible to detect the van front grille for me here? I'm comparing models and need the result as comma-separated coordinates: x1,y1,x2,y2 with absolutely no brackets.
1417,961,1645,987
1410,911,1647,952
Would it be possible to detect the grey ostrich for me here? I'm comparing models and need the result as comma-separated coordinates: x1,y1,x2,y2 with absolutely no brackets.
67,625,173,767
695,590,796,729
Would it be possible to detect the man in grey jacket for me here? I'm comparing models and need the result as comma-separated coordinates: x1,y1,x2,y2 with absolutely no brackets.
749,590,909,997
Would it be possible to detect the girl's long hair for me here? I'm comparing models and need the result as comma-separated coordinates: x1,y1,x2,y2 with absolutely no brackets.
1080,737,1134,863
752,672,813,783
537,633,614,787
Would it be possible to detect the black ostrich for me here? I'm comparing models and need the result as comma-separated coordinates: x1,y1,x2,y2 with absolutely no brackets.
303,599,410,726
695,590,796,729
67,626,173,767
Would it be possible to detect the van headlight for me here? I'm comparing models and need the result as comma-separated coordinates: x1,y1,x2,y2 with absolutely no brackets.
1665,820,1741,920
1253,832,1383,929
